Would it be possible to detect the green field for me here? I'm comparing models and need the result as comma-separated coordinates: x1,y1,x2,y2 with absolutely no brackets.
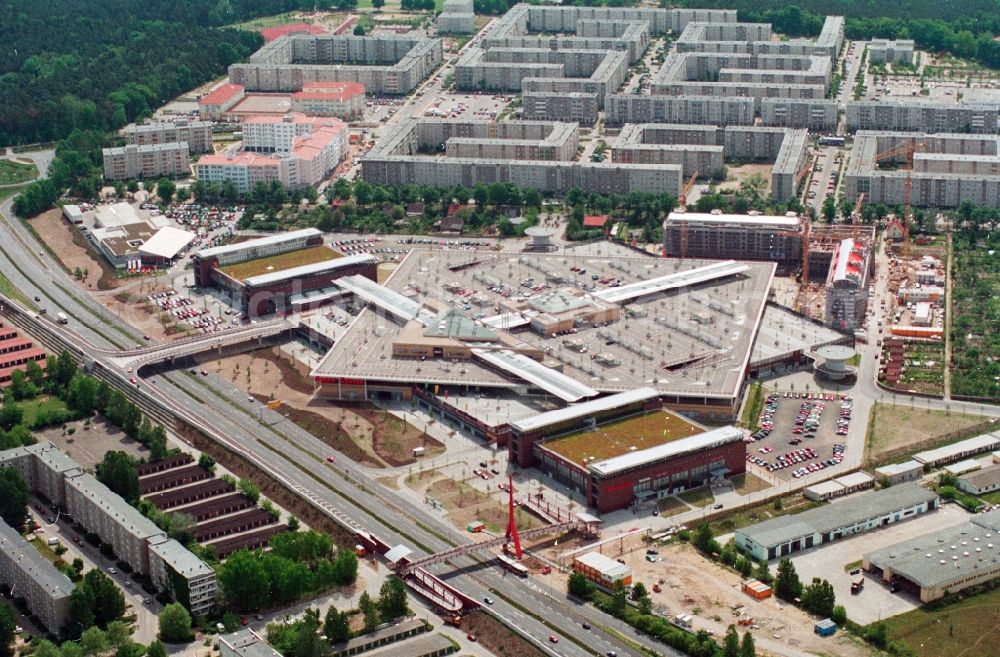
0,160,38,186
951,233,1000,400
19,397,73,427
880,585,1000,657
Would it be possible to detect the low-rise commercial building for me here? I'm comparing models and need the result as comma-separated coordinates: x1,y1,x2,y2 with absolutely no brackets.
102,143,191,181
199,83,246,120
573,551,632,590
735,483,939,561
874,460,924,485
957,464,1000,495
864,510,1000,602
912,432,1000,467
0,519,73,635
220,629,282,657
803,471,875,501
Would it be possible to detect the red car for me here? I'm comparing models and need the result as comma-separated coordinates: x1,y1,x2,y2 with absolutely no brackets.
466,634,476,642
549,636,559,644
326,455,335,463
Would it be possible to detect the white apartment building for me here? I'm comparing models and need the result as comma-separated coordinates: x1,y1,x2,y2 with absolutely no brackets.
0,519,73,635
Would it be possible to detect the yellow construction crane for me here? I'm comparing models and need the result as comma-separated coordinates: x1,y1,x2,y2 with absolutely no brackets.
678,171,699,258
874,140,926,262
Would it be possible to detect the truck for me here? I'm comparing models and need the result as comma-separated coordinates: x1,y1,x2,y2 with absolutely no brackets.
56,312,68,324
851,577,864,594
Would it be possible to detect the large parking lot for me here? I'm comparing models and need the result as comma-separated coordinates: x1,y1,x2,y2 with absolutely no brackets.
747,391,855,481
422,91,515,121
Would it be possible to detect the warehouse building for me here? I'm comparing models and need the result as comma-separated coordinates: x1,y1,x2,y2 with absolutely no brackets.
735,483,939,561
912,432,1000,467
864,510,1000,602
874,460,924,485
803,471,875,501
957,464,1000,495
102,142,190,181
0,519,73,635
124,119,214,154
238,254,377,318
229,34,443,95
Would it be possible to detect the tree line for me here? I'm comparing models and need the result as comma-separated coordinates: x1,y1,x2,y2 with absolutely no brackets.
673,3,1000,72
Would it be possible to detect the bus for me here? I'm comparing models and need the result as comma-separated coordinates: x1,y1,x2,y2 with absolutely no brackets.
496,553,529,578
818,136,845,146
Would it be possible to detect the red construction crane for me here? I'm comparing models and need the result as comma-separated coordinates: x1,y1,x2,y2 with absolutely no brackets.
505,474,522,559
677,171,699,258
874,140,926,262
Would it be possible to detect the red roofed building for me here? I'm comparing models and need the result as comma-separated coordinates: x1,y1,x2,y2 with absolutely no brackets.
199,84,245,120
0,322,46,388
259,22,326,42
885,218,905,242
583,215,610,228
292,82,366,120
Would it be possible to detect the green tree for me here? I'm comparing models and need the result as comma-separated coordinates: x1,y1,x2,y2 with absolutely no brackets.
80,627,109,656
801,578,836,617
95,451,140,504
359,592,379,633
568,572,594,598
0,401,23,431
156,178,176,203
292,609,329,657
147,641,167,657
61,642,84,657
0,468,29,530
324,606,351,644
219,549,271,611
831,604,847,625
774,558,802,600
238,478,260,503
378,577,409,622
865,622,888,648
822,195,837,223
105,621,131,649
0,602,15,657
753,560,772,585
723,625,740,657
84,569,127,628
693,522,717,554
331,548,358,586
158,603,193,643
35,640,60,657
740,630,756,657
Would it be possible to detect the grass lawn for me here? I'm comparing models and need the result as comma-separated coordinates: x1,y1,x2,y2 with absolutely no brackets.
19,397,73,427
655,496,689,517
0,270,34,308
865,402,990,463
730,472,771,495
221,245,341,280
30,536,61,564
709,494,824,535
543,410,703,466
0,160,38,186
677,486,714,508
881,584,1000,657
0,185,28,204
231,12,300,30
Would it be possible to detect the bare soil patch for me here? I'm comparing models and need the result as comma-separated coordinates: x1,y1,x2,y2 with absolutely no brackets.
29,209,111,289
461,611,546,657
716,163,772,194
408,470,543,536
97,284,192,342
207,349,444,468
40,416,150,469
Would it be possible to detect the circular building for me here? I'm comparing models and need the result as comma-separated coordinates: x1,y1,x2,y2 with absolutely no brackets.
524,225,557,251
814,344,857,381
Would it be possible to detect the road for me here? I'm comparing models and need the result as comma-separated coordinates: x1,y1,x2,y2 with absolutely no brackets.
3,189,997,657
0,195,660,657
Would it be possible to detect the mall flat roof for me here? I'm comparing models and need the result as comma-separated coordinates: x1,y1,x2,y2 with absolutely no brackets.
511,387,659,433
221,244,343,280
472,348,598,403
335,274,436,325
196,228,321,260
243,254,375,288
589,425,744,476
592,260,750,304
